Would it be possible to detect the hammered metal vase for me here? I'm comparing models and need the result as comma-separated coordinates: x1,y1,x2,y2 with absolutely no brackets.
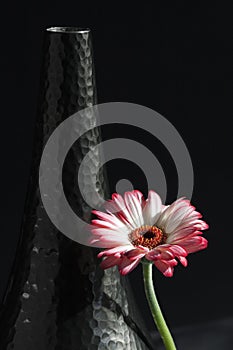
0,27,153,350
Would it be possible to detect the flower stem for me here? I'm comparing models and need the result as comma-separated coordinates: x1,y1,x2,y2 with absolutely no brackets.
142,263,177,350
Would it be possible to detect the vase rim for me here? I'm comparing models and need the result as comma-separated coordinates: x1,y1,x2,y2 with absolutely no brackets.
46,27,90,34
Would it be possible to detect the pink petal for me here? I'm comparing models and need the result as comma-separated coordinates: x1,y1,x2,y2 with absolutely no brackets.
176,211,203,228
132,190,145,206
98,245,133,258
193,221,209,230
172,217,207,234
167,218,208,243
92,210,128,229
91,227,128,238
124,191,144,227
125,247,149,260
100,255,122,269
161,204,169,211
154,259,178,277
178,256,188,266
92,219,129,232
164,203,194,233
118,257,141,275
184,210,202,220
146,247,174,261
105,193,136,229
146,244,187,263
167,227,197,243
176,235,208,253
173,219,207,233
166,244,187,257
142,190,162,226
156,197,186,228
168,228,206,244
97,236,130,246
89,238,130,248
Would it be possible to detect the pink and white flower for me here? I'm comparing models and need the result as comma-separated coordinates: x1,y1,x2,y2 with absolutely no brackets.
89,190,208,277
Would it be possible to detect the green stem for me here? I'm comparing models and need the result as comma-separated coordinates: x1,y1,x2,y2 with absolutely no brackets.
142,263,177,350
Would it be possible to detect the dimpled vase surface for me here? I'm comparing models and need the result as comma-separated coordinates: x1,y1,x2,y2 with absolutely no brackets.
0,27,153,350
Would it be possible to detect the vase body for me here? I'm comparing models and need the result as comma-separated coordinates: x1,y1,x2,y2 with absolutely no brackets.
0,27,153,350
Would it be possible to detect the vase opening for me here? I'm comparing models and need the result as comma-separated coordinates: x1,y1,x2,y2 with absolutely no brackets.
46,27,90,34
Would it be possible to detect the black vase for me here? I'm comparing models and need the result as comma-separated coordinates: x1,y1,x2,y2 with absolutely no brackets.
0,27,154,350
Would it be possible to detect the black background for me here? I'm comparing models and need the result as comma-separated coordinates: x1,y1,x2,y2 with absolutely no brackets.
0,0,232,335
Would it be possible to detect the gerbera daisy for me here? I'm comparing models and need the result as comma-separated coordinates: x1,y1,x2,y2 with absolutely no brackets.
90,190,208,277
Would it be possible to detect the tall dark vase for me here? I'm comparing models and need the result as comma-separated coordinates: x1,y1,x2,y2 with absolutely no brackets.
0,27,154,350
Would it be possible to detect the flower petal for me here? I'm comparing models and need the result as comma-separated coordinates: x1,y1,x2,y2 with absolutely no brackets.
105,193,136,229
92,219,129,233
146,247,174,261
177,236,208,253
125,246,149,260
166,244,187,257
132,190,145,206
156,197,186,229
92,210,128,229
146,244,187,262
154,259,178,277
124,191,144,227
98,245,133,258
91,227,128,238
142,190,162,226
165,203,194,233
178,256,188,267
167,227,200,243
100,255,122,269
89,236,129,248
170,215,206,237
118,257,141,275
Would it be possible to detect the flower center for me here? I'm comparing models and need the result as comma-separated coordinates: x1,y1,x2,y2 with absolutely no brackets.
129,225,166,250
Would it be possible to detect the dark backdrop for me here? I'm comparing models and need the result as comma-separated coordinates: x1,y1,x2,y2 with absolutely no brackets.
0,0,232,334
